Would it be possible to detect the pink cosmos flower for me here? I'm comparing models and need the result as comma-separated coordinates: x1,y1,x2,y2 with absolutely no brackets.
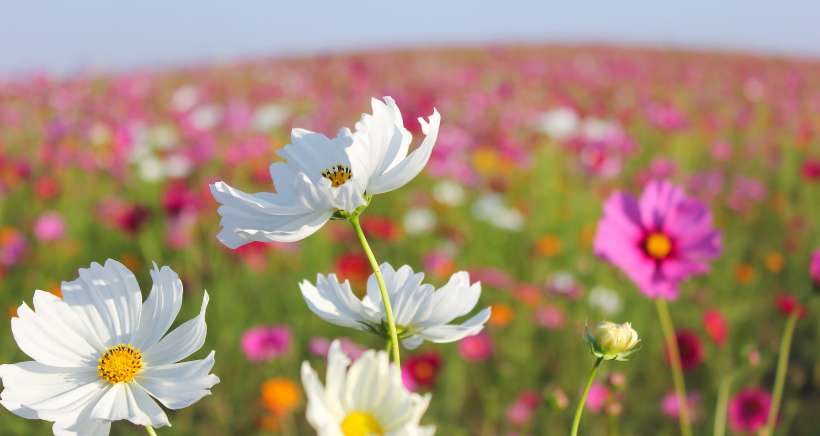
810,250,820,287
33,212,66,242
506,391,540,426
662,391,701,421
585,383,609,413
728,388,771,433
308,337,365,361
594,180,721,299
401,351,443,391
457,332,493,361
241,325,292,362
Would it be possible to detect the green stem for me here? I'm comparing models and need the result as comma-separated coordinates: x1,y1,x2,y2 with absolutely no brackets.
655,299,693,436
762,313,798,436
145,426,158,436
350,215,401,365
713,375,732,436
570,357,603,436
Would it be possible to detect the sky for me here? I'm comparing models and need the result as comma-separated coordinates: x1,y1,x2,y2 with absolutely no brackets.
0,0,817,76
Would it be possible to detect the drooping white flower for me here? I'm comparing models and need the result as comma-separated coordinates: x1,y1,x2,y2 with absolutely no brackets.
0,259,218,436
301,340,434,436
300,263,490,349
210,96,441,248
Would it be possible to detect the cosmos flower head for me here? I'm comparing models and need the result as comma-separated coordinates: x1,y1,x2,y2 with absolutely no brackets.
301,340,434,436
241,325,293,362
594,180,721,300
728,388,771,433
585,321,641,361
0,259,218,436
210,96,440,247
300,263,491,349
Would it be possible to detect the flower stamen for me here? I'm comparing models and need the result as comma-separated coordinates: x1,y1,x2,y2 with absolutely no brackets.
645,232,672,259
341,411,384,436
321,164,353,187
98,344,143,384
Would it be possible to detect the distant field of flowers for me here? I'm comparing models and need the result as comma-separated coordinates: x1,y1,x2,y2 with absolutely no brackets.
0,45,818,435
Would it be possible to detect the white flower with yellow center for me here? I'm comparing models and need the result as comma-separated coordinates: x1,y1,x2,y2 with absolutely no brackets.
301,340,434,436
210,96,441,247
300,263,491,349
0,259,218,436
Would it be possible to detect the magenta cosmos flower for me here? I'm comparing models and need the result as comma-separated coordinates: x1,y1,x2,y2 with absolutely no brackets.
728,388,771,433
240,325,292,362
594,180,721,299
810,249,820,287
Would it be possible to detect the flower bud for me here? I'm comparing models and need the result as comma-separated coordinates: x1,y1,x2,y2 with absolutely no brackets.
585,321,641,361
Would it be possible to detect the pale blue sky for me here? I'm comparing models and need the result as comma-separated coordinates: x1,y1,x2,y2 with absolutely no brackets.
0,0,817,75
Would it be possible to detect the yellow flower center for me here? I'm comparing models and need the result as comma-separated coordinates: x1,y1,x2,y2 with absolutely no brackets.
321,164,353,188
97,344,143,384
341,411,384,436
645,232,672,259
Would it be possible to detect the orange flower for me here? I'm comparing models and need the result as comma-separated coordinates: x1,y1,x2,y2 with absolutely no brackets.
764,251,784,273
735,264,756,284
48,283,62,299
261,378,301,417
536,234,562,257
7,305,18,318
488,303,514,327
119,253,141,273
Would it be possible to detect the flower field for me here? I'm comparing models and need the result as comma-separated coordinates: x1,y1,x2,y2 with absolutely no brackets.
0,44,818,435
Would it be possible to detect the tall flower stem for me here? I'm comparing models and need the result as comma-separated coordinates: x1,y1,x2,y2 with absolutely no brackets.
145,426,158,436
350,214,401,365
762,312,799,436
570,357,603,436
713,375,732,436
655,299,693,436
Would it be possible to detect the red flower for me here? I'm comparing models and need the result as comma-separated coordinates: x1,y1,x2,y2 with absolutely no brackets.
361,216,400,241
702,309,728,346
775,294,807,319
401,351,443,391
801,158,820,182
335,252,370,284
667,330,704,371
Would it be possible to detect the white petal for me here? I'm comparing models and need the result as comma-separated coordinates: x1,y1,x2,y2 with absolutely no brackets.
90,383,170,428
143,292,209,366
132,264,184,351
343,350,389,412
137,351,219,410
300,275,372,330
416,307,491,343
53,414,111,436
10,296,99,367
277,128,353,179
301,361,337,431
210,181,331,247
422,272,481,326
0,363,101,421
367,108,440,194
61,259,144,346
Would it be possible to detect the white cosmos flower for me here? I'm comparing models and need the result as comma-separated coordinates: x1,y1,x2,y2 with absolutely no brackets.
301,340,434,436
300,263,490,349
0,259,218,436
210,96,441,248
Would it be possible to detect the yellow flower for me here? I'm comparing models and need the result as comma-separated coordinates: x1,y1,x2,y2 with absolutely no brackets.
586,321,641,361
